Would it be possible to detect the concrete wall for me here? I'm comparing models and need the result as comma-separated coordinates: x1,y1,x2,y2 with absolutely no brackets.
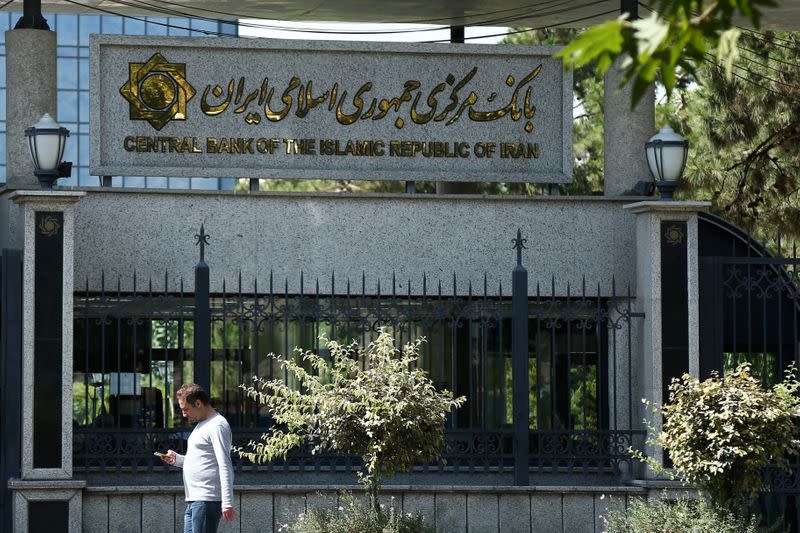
0,189,24,251
81,485,647,533
70,189,644,297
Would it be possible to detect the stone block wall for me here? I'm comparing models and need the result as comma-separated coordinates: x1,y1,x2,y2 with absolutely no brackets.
81,485,647,533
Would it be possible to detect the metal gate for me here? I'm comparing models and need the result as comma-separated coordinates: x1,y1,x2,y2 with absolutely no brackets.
699,212,800,531
0,249,23,533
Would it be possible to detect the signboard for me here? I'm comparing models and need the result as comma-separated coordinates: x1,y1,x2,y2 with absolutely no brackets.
91,36,572,182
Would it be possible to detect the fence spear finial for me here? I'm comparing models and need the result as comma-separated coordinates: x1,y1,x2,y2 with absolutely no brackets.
194,224,210,263
512,228,527,266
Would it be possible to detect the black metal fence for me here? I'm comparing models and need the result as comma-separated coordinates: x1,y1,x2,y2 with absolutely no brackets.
72,229,645,483
699,226,800,532
701,255,800,381
764,461,800,532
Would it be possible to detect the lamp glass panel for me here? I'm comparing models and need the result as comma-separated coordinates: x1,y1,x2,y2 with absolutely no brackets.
26,136,38,169
660,144,685,181
646,143,686,182
646,146,658,180
35,132,62,170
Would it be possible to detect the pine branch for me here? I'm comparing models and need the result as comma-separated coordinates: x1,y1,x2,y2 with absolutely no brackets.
725,121,799,174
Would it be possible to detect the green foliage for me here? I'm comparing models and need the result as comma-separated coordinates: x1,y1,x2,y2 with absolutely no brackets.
72,380,103,426
602,495,759,533
556,0,777,105
280,492,433,533
635,363,800,508
661,30,800,244
558,18,626,74
723,352,778,387
151,319,194,349
567,68,604,195
236,331,465,504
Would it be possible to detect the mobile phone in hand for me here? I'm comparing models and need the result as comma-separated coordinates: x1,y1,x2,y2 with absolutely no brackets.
153,451,166,458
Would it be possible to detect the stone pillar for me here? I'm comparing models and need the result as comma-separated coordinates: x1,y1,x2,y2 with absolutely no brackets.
5,29,57,190
9,191,85,532
603,62,655,196
623,200,709,472
9,480,85,533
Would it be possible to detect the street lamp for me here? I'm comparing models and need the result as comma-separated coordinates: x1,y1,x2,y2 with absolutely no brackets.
25,113,72,190
645,125,688,200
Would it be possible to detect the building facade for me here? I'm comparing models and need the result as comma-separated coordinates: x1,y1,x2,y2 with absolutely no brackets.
1,6,798,533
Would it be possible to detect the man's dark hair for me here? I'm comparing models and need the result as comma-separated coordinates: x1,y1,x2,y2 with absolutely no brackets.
177,383,210,405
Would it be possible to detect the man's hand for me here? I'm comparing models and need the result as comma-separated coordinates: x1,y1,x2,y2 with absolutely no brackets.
222,507,236,522
161,450,177,465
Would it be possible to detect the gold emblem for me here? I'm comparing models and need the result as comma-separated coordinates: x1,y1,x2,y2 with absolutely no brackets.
119,53,195,131
664,224,684,246
38,216,60,237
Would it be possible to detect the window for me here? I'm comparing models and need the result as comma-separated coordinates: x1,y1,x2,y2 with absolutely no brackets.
73,292,609,432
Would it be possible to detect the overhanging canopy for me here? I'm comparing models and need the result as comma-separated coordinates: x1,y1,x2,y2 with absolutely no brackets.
33,0,800,30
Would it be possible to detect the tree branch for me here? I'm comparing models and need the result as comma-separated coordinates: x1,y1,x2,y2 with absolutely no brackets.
690,2,719,25
725,122,799,173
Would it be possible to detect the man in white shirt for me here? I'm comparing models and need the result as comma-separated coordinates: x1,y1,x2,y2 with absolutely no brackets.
162,383,236,533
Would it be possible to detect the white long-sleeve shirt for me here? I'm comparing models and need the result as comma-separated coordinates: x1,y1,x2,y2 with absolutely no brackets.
174,412,234,508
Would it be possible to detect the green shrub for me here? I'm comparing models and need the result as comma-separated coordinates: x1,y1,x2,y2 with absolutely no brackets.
602,496,759,533
635,363,800,508
236,331,465,508
278,492,433,533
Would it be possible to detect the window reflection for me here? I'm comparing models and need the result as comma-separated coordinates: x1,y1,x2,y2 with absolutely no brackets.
73,293,608,433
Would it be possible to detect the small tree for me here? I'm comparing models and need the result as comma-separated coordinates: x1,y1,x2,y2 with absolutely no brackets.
236,330,465,509
636,363,800,510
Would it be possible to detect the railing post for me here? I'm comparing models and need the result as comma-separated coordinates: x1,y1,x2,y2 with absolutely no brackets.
512,229,530,485
194,225,211,393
